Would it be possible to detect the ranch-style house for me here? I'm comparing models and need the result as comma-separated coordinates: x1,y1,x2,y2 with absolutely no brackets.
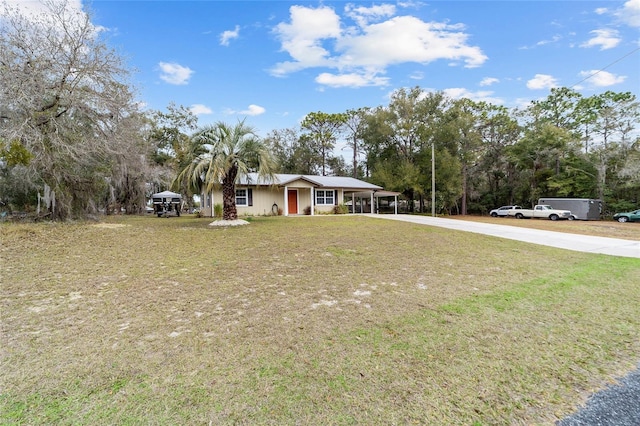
199,173,399,217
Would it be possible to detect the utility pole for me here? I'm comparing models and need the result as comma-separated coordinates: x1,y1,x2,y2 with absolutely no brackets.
431,142,435,217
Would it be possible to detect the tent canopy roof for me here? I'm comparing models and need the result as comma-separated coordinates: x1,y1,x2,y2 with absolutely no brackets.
152,190,181,199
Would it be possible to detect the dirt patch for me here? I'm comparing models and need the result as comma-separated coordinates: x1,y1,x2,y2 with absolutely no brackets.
92,223,129,229
209,219,250,227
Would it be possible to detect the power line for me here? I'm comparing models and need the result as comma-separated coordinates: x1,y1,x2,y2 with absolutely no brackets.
569,46,640,89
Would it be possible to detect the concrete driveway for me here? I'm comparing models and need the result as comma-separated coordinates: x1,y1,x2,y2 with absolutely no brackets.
367,214,640,258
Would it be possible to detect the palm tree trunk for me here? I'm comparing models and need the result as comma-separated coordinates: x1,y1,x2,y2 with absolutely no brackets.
222,165,238,221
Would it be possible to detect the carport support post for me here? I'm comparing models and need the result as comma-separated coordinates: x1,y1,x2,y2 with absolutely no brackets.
371,191,375,214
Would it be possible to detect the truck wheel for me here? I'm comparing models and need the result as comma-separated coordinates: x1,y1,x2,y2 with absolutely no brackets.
515,213,524,219
549,214,559,221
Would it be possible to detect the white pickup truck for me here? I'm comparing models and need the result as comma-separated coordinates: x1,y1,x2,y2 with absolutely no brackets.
508,205,573,221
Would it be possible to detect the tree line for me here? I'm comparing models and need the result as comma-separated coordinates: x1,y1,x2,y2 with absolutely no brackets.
265,87,639,215
1,1,638,220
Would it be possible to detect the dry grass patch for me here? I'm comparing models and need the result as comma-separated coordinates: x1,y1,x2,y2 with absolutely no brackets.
2,215,639,424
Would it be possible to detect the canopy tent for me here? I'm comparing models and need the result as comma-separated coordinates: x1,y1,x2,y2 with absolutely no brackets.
152,190,181,199
151,191,182,217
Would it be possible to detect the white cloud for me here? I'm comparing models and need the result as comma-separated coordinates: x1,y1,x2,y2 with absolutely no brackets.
595,7,608,15
243,105,266,116
442,88,503,105
190,104,212,115
226,104,266,116
158,62,193,85
514,98,535,109
580,29,621,50
615,0,640,27
526,74,559,90
271,5,342,75
270,5,487,88
338,16,487,68
479,77,499,87
1,0,84,19
537,35,562,47
220,25,240,46
344,3,396,27
578,70,626,87
1,0,103,34
520,34,563,50
315,72,390,88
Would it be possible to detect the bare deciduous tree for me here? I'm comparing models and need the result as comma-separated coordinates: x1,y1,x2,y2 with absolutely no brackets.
0,0,148,219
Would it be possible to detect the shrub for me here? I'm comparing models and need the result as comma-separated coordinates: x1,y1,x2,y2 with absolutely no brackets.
303,206,311,215
607,200,636,214
333,204,349,214
214,203,223,218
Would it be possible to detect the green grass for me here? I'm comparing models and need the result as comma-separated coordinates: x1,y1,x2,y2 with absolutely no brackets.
1,215,639,424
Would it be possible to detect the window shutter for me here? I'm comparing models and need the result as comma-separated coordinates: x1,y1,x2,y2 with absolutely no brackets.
334,190,338,205
248,188,253,206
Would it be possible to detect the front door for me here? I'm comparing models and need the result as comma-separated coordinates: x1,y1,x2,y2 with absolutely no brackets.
287,189,298,214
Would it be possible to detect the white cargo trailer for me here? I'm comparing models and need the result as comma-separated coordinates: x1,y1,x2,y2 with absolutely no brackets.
537,198,602,220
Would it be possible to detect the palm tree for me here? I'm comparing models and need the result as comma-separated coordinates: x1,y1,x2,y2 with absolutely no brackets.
178,120,277,221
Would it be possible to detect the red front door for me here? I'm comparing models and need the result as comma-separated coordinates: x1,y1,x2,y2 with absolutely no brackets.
287,190,298,214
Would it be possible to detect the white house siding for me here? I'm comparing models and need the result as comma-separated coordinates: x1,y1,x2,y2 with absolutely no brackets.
237,187,283,216
284,179,314,190
296,189,312,214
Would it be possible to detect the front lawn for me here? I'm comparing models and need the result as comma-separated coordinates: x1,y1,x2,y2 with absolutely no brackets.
2,215,639,424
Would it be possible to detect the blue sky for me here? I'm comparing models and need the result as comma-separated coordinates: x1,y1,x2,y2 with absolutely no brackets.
9,0,640,142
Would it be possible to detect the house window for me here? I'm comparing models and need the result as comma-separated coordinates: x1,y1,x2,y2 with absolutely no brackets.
316,189,335,205
236,189,248,206
235,188,253,206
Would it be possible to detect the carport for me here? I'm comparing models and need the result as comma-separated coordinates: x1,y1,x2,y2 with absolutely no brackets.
347,190,400,214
